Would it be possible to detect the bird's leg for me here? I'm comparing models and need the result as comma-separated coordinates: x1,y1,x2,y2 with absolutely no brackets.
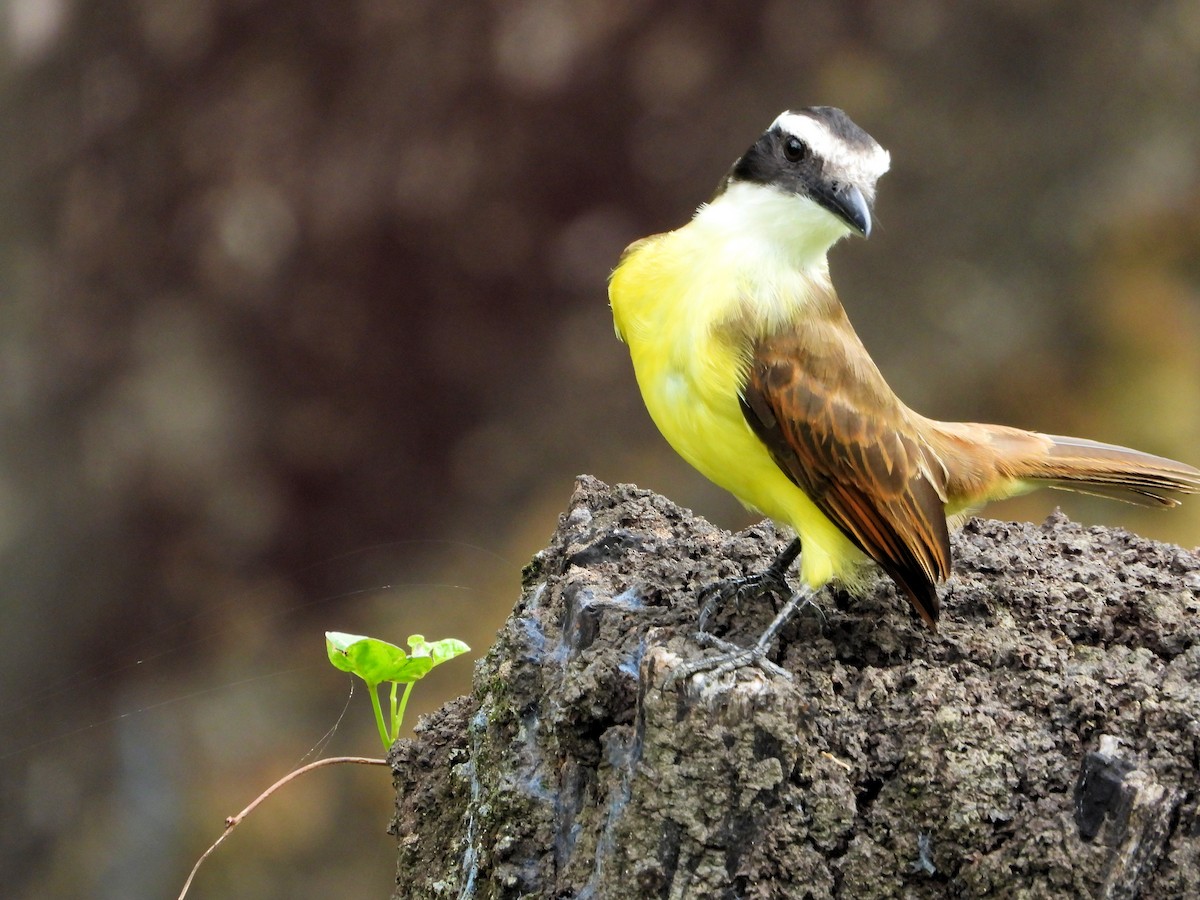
696,538,802,632
669,538,810,683
672,585,819,683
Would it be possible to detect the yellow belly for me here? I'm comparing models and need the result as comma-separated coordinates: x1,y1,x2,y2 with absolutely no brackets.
610,233,868,591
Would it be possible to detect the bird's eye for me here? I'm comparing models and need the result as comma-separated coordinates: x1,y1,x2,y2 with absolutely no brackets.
783,137,808,162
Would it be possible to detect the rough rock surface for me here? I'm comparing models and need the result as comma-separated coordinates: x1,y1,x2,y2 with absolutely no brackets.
390,476,1200,899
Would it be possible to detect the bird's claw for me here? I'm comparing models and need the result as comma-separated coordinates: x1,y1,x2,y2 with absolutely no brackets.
664,630,792,685
668,584,821,687
696,567,791,633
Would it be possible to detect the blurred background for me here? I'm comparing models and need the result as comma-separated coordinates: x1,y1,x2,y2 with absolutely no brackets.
2,1,1198,896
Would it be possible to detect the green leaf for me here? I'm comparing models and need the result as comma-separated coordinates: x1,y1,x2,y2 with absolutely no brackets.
326,631,363,673
325,632,408,686
374,634,472,685
407,634,471,668
326,632,470,686
327,631,471,750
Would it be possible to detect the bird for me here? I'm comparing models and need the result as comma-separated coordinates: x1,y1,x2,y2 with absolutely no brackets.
609,106,1200,675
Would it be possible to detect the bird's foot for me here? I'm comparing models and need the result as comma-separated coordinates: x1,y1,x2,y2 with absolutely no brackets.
685,631,791,681
695,537,803,633
668,586,820,686
695,569,788,633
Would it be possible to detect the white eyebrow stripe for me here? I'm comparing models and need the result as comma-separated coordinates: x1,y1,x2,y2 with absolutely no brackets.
771,112,846,164
770,111,891,184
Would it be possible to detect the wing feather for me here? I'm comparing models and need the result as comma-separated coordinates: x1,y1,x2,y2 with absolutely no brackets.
741,328,950,628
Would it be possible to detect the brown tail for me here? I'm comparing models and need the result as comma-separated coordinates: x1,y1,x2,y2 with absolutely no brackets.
1031,434,1200,507
929,422,1200,509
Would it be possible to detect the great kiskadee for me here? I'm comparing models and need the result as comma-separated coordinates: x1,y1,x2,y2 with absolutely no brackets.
610,107,1200,670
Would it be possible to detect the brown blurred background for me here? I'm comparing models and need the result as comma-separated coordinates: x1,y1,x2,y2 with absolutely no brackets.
2,1,1198,897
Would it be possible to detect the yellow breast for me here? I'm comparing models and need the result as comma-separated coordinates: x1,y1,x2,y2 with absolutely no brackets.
609,224,868,591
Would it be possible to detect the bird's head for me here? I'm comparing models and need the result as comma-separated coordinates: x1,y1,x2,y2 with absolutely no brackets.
717,107,890,241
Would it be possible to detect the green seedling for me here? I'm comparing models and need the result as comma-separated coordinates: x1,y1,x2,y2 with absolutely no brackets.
179,630,470,899
326,632,470,749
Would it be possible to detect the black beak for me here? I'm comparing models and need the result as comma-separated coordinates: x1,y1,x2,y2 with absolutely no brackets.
812,181,872,237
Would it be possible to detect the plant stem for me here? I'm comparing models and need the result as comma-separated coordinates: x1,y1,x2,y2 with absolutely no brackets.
368,682,389,749
178,756,386,900
394,681,416,741
389,681,399,741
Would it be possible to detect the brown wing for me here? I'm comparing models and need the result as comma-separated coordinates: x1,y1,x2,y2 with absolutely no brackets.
740,326,951,629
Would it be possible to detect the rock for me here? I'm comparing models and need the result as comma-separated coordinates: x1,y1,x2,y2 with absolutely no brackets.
390,476,1200,899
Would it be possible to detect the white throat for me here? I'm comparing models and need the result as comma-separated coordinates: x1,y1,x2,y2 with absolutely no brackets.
693,181,852,274
683,181,853,332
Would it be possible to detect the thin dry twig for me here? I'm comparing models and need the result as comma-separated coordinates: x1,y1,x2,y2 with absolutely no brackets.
178,756,388,900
